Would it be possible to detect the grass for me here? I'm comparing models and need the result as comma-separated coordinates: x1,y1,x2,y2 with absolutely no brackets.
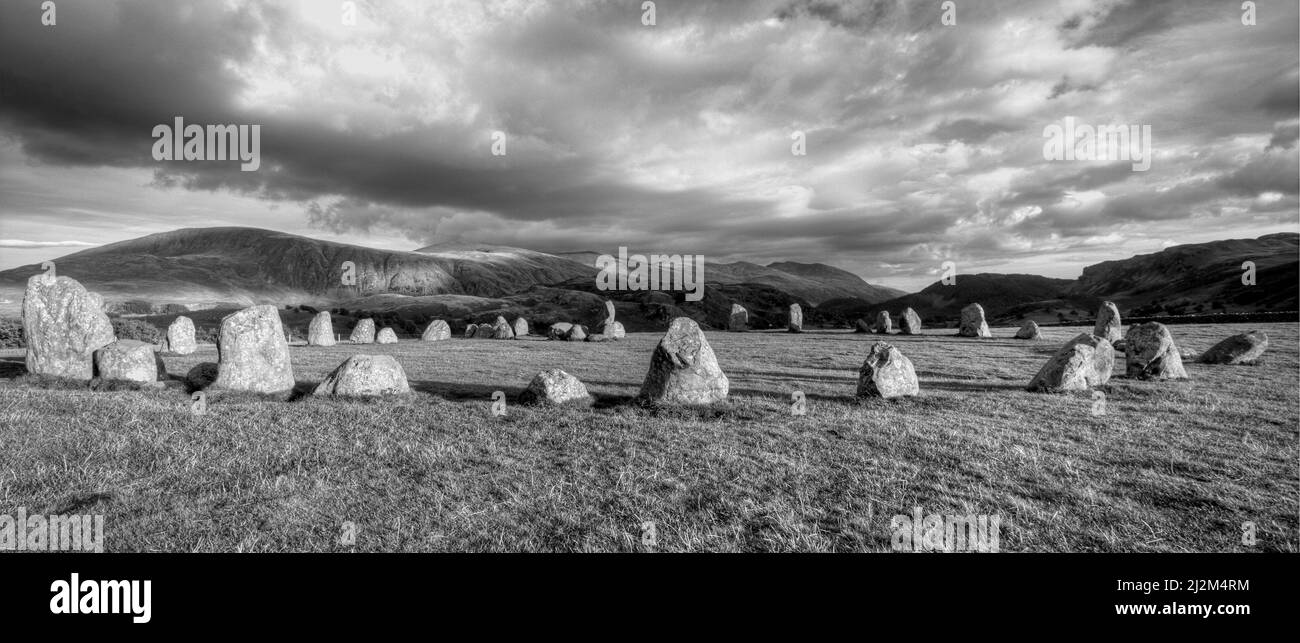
0,322,1295,552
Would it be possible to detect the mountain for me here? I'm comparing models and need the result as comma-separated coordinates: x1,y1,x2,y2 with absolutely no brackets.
766,261,907,303
830,274,1077,327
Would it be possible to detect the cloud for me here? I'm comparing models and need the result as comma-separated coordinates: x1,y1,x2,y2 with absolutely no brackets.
0,240,97,249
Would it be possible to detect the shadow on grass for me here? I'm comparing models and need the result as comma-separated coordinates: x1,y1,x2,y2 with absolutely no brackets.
0,357,27,379
409,379,523,402
923,380,1030,393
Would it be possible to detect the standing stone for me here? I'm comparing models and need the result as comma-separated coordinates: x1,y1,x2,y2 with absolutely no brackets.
854,318,872,333
22,274,115,381
94,339,164,383
1014,320,1041,340
605,321,626,339
547,322,573,340
350,318,376,344
1093,301,1123,343
376,327,399,344
308,311,336,346
313,355,410,397
513,317,529,338
957,303,991,338
464,324,478,339
519,368,593,406
873,311,892,334
787,304,803,333
728,304,748,331
566,324,588,342
477,322,495,338
638,317,729,405
165,316,197,354
898,308,922,335
492,316,514,339
856,342,919,398
213,304,295,393
422,319,451,341
1124,322,1188,380
601,300,616,329
1198,331,1268,365
1028,333,1113,391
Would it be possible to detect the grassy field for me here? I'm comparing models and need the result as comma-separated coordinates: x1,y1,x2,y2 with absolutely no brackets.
0,322,1295,552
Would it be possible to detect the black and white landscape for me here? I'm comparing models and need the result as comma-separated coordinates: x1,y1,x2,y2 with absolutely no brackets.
0,1,1296,554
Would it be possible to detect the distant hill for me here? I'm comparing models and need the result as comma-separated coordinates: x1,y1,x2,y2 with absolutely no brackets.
829,274,1077,327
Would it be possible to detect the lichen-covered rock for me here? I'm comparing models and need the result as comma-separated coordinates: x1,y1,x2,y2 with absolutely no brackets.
898,308,922,335
518,368,592,406
376,327,399,344
1028,333,1113,391
873,311,892,334
165,316,197,354
1015,320,1041,340
1198,331,1268,365
728,304,748,331
349,318,376,344
308,311,336,346
856,342,919,398
213,305,295,393
957,303,991,338
1093,301,1122,343
513,317,529,338
22,274,115,381
94,339,164,383
422,319,451,341
604,321,626,339
312,355,410,397
787,304,803,333
1124,322,1188,380
638,317,729,405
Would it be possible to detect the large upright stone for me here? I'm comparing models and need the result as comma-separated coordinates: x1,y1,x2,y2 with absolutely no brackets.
1015,320,1041,340
1093,301,1122,343
518,369,593,406
350,318,376,344
213,305,295,393
376,327,398,344
491,316,514,339
1027,333,1112,391
1124,322,1188,380
638,317,729,405
313,355,410,397
601,300,616,328
957,303,991,338
1198,331,1268,365
513,317,529,338
165,316,197,354
898,308,922,335
856,342,919,398
308,311,336,346
22,274,115,381
873,311,892,334
422,319,451,341
94,339,164,383
787,304,803,333
728,304,748,332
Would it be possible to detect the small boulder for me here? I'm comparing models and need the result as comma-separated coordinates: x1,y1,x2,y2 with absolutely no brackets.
376,327,399,344
728,304,748,331
477,323,495,338
856,342,919,398
513,317,529,338
1198,331,1268,365
853,318,872,333
94,339,164,383
213,304,296,393
165,316,198,354
1027,333,1113,391
604,321,626,339
1093,301,1123,343
518,368,593,406
307,311,336,346
1014,320,1041,340
422,319,451,341
1124,322,1188,380
787,304,803,333
566,324,588,342
637,317,729,405
313,355,410,397
897,308,922,335
464,324,479,339
349,318,376,344
873,311,892,334
547,322,573,340
957,303,991,338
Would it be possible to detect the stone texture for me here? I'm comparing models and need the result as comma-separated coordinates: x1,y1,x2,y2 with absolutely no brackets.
898,308,922,335
547,322,573,340
94,339,164,383
464,324,479,339
602,299,616,328
856,342,919,399
22,274,115,381
165,316,197,354
477,323,495,338
1198,331,1268,365
308,311,336,346
312,355,410,397
376,327,399,344
854,318,872,333
1015,320,1041,340
787,303,803,333
1093,301,1123,343
638,317,729,405
491,316,514,339
518,368,593,406
1124,322,1188,380
422,319,451,341
513,317,529,338
728,304,748,331
566,324,588,341
349,318,376,344
873,311,892,334
957,303,991,338
1028,333,1113,391
213,304,296,393
604,321,626,339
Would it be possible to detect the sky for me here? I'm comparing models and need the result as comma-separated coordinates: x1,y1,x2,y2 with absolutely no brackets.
0,0,1296,292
